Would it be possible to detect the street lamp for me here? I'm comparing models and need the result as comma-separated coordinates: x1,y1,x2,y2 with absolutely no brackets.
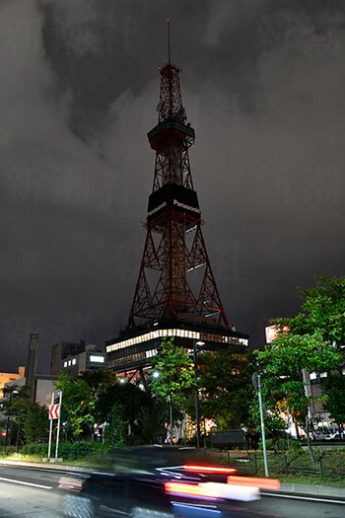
193,340,205,449
5,388,19,447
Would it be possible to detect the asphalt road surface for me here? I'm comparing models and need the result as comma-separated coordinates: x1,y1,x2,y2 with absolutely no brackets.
0,465,344,517
0,467,62,517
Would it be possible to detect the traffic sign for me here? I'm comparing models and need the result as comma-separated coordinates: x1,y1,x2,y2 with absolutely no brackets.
49,403,60,420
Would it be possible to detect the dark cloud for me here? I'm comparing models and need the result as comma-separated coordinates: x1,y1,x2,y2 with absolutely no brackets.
0,0,344,372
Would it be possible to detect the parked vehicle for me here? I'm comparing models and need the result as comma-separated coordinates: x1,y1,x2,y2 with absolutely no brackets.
325,431,343,440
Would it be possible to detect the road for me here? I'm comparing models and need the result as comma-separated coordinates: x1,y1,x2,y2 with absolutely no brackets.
0,465,344,517
0,465,62,517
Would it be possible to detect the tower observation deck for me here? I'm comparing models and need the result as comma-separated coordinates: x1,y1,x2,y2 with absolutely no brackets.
106,61,248,375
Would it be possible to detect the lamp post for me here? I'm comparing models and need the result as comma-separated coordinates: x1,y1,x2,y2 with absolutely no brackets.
193,340,205,449
5,388,18,447
252,372,269,477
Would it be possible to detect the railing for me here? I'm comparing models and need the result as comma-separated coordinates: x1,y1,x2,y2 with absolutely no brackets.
209,449,345,480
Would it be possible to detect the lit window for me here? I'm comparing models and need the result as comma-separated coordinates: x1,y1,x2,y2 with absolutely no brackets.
145,349,158,358
320,372,328,378
105,327,247,353
309,372,317,380
90,355,105,363
68,360,71,366
72,358,76,365
64,361,67,368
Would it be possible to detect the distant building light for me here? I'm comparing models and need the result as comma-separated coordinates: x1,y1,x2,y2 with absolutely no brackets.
72,358,76,366
90,355,105,363
265,325,289,344
342,368,345,376
146,348,158,358
68,360,71,366
309,372,317,380
63,361,67,368
320,372,328,378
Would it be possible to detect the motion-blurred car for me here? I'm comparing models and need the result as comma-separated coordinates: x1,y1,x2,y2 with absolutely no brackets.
59,460,280,517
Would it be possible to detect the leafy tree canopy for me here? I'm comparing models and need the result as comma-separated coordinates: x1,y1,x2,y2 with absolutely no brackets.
197,345,253,429
275,276,345,344
254,276,344,427
55,372,93,440
150,338,195,407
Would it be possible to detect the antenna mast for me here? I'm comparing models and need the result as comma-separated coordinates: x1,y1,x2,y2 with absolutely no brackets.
167,17,171,64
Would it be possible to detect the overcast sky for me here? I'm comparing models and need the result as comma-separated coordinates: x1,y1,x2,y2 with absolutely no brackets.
1,0,344,372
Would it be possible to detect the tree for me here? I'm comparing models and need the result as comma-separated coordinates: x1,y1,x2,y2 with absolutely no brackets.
150,338,195,442
299,277,345,432
2,386,48,447
54,370,164,446
3,385,29,447
256,330,340,438
55,372,93,441
298,276,345,344
197,345,253,429
254,276,344,445
323,374,345,436
21,404,48,444
95,379,165,445
151,339,195,403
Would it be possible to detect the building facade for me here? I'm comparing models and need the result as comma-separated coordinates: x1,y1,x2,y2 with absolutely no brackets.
51,340,107,378
0,366,25,398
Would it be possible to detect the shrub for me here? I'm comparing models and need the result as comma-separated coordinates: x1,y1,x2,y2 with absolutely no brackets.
20,443,47,456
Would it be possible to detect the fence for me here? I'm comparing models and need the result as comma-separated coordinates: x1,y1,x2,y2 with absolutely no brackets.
210,449,345,480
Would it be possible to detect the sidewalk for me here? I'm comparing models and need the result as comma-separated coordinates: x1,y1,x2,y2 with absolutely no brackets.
1,459,345,499
279,481,345,499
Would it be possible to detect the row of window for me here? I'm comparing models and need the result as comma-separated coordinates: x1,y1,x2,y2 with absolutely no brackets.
109,351,148,369
107,328,248,353
63,355,105,368
310,368,345,380
63,358,77,368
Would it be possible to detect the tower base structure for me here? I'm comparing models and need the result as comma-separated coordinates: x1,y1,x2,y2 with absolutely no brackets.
106,319,248,375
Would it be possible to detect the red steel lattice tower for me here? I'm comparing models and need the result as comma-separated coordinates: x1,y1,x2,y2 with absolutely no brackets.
127,61,230,330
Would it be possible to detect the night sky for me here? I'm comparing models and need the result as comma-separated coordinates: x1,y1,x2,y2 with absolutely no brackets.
1,0,344,373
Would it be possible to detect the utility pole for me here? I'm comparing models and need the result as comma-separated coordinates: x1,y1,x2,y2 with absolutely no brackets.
253,372,269,477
